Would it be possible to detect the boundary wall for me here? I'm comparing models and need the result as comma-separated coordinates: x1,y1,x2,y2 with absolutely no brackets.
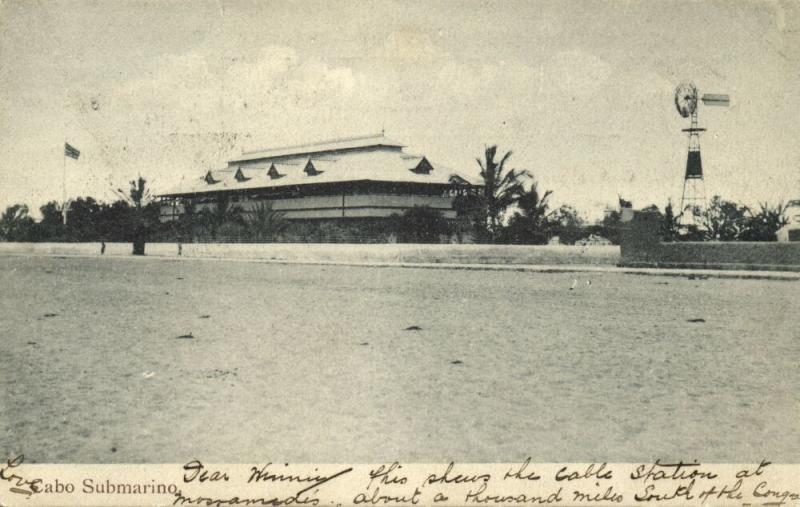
619,211,800,272
0,242,620,266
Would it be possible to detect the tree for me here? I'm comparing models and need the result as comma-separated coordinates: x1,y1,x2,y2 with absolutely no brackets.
550,205,585,244
391,206,452,243
109,176,155,254
0,204,35,241
29,201,66,241
476,145,531,242
64,197,103,241
170,198,198,242
739,201,789,241
517,182,554,224
129,177,150,254
660,200,679,242
704,195,747,241
502,181,556,244
244,201,288,242
452,193,488,243
200,193,242,240
96,200,134,242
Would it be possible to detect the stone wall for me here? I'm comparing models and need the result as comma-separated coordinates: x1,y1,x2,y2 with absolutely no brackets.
620,211,800,271
0,242,620,266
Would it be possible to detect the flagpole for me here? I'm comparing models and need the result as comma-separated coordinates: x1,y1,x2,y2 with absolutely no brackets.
62,142,67,225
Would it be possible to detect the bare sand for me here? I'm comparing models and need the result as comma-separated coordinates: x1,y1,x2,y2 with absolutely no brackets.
1,255,798,463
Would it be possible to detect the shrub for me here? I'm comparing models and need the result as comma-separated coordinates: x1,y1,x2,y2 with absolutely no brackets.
390,206,452,243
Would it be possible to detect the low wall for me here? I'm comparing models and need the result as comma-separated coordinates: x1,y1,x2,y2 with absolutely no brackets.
0,242,620,266
620,211,800,272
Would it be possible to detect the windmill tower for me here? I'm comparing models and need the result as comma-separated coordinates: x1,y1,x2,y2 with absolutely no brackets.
674,82,730,228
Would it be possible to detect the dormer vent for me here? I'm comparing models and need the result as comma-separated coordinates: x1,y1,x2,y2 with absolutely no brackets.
267,163,285,180
410,157,433,175
304,160,323,176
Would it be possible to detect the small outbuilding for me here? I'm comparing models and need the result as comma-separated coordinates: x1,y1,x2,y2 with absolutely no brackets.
777,199,800,242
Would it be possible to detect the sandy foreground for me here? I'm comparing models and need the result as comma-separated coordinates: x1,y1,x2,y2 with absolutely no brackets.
1,255,798,464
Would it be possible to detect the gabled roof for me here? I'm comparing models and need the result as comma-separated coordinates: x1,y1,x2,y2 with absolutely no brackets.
231,133,405,163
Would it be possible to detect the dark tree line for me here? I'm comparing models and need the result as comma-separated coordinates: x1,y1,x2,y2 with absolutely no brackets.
0,198,161,243
647,196,789,242
1,148,789,245
0,177,161,254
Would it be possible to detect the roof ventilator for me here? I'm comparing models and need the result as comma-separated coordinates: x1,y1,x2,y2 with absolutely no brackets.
410,157,433,175
304,160,323,176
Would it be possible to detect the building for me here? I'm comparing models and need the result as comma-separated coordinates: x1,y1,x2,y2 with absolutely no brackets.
157,134,481,226
777,199,800,242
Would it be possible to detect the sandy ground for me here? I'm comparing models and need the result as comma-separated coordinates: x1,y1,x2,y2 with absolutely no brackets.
1,255,798,464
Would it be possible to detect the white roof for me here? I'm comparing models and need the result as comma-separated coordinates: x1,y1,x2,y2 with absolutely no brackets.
159,137,480,197
231,133,405,163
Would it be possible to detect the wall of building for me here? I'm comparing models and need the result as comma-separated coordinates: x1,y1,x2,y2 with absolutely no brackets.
160,193,456,221
620,211,800,271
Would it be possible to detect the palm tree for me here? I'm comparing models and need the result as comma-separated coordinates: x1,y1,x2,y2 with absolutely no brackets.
129,176,151,209
504,181,555,244
476,145,531,242
111,176,154,254
244,201,288,242
201,193,242,240
177,198,197,241
516,181,554,228
129,176,152,254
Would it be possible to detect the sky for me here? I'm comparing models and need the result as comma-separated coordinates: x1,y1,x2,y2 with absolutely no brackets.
1,0,798,220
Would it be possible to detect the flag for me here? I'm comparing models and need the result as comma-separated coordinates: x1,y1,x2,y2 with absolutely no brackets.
65,142,80,160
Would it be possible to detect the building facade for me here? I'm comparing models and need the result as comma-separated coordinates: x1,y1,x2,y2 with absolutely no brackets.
157,134,481,224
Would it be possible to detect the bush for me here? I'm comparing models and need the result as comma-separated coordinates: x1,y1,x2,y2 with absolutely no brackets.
390,206,452,243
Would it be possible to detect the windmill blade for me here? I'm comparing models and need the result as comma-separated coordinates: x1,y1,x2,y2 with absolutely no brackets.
701,93,730,106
